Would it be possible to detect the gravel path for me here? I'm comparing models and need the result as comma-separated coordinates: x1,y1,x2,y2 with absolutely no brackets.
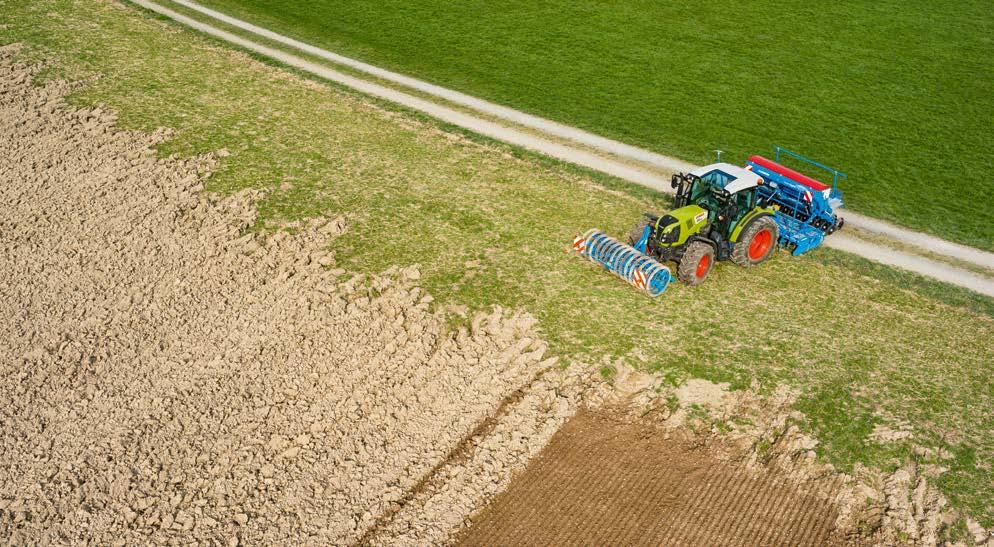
827,234,994,297
130,0,994,297
165,0,696,176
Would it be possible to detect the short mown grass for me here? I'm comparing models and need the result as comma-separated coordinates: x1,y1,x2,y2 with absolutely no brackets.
4,0,993,526
191,0,994,252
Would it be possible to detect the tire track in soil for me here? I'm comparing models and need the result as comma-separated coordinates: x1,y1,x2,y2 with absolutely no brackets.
355,364,560,546
459,410,844,546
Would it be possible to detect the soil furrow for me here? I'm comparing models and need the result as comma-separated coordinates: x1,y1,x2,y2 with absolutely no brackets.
460,411,842,546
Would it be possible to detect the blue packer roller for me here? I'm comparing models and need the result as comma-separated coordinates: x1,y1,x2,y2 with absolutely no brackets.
572,229,673,297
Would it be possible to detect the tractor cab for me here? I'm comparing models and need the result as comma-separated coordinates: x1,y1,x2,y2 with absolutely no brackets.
673,163,767,232
629,162,779,285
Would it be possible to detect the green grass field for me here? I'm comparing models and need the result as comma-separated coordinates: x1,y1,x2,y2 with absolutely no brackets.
189,0,994,252
3,0,993,529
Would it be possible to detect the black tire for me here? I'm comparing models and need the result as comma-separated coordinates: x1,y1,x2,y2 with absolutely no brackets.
731,216,779,267
676,241,715,285
629,219,650,247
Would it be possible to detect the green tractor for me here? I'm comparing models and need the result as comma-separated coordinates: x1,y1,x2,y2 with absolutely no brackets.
629,163,780,285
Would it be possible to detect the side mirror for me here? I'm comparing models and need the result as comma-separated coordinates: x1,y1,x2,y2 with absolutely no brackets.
671,174,680,189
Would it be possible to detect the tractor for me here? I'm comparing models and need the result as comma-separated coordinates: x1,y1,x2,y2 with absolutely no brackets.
628,163,779,285
571,147,845,297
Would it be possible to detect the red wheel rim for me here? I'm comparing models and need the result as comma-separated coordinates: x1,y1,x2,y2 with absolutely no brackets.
748,229,772,260
695,254,711,278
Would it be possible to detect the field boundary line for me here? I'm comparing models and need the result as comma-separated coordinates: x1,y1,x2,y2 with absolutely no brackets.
355,364,564,546
125,0,994,297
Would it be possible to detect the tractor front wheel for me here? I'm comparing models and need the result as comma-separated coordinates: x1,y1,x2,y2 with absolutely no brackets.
732,216,779,267
677,241,715,285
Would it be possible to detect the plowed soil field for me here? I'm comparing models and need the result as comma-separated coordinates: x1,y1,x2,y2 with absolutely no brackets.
461,410,843,546
0,47,576,545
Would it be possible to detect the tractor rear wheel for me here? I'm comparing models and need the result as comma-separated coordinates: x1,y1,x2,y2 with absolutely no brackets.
732,216,779,267
677,241,715,285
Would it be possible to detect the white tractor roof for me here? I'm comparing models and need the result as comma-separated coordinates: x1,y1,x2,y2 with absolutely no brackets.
690,163,764,195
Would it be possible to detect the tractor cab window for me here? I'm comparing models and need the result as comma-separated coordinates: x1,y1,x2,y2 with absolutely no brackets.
695,169,735,205
736,190,754,211
687,171,734,212
688,178,709,203
689,177,724,204
698,169,735,189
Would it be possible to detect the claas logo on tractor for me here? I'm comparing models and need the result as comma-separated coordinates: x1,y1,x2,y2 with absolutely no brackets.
571,147,846,295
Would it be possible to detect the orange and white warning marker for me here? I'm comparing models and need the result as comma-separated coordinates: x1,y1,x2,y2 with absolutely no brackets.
632,269,647,290
572,234,587,254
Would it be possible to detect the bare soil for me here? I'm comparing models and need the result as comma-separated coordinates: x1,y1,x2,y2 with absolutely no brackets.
459,410,844,546
0,46,560,545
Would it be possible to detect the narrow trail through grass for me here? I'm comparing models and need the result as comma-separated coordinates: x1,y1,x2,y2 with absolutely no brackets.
4,0,993,526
